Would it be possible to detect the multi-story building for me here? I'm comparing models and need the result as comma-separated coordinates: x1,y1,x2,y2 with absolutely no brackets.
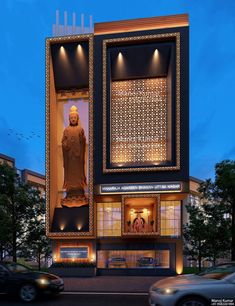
46,14,190,275
0,153,45,193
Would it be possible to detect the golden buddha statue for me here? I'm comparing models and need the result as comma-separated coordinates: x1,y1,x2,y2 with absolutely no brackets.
61,105,88,208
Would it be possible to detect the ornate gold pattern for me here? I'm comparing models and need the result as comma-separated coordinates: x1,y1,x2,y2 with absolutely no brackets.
103,33,181,173
45,35,95,238
121,194,160,237
111,78,167,165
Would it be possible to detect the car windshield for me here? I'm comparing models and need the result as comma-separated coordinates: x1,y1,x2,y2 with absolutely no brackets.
197,264,235,280
5,263,31,273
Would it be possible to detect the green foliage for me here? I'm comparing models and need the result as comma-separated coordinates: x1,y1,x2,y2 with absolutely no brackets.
183,204,208,270
184,200,231,269
215,160,235,203
0,162,51,266
214,160,235,260
184,160,234,269
183,267,200,274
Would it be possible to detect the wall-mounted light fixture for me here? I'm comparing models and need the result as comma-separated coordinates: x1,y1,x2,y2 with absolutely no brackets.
77,44,82,52
60,224,65,231
152,48,159,64
59,45,69,66
118,51,123,60
60,46,65,54
154,48,159,55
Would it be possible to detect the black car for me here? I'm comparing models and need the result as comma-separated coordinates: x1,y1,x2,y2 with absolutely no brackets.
0,262,64,302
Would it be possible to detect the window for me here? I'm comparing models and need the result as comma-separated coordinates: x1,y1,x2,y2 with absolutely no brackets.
160,201,181,236
97,250,170,269
97,202,121,237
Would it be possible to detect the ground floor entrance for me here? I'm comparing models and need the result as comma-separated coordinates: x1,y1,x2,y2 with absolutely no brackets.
96,241,177,276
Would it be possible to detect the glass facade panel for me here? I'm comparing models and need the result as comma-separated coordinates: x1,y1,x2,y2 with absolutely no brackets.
160,201,181,237
97,202,121,237
97,250,170,269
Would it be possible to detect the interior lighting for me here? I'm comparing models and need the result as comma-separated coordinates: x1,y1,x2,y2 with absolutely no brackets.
60,224,65,231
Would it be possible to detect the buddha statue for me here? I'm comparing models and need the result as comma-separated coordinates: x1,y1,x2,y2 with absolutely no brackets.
61,105,88,208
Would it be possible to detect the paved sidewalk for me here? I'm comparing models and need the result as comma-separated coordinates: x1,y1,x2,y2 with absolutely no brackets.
63,276,166,293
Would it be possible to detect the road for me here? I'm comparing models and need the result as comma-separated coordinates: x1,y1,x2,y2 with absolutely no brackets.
0,292,150,306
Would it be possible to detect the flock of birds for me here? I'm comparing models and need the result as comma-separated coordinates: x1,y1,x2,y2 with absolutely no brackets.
7,129,42,142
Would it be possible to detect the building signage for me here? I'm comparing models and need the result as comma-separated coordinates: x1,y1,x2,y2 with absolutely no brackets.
100,182,181,194
60,247,88,259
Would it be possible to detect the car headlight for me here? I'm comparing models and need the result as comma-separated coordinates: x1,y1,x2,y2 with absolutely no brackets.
153,288,179,295
36,278,50,286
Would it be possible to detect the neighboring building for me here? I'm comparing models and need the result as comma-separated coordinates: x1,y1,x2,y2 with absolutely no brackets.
0,153,15,168
21,169,45,197
0,153,45,193
46,14,190,275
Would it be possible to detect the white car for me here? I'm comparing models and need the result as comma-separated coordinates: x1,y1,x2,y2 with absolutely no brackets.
149,263,235,306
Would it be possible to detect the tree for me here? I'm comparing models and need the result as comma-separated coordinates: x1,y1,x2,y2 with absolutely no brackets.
183,204,208,271
203,202,231,266
184,200,231,269
24,204,51,270
214,160,235,260
0,162,48,263
184,163,234,268
0,206,11,260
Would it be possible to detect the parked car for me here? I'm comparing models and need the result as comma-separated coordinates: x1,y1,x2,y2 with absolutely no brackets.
0,261,64,302
137,257,159,268
107,257,127,268
149,263,235,306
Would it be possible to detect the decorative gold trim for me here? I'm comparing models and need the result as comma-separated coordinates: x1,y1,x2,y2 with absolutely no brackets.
121,194,160,237
46,34,95,239
103,33,181,173
45,38,50,238
56,89,89,101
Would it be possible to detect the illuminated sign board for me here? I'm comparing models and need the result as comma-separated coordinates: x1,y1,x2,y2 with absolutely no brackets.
60,247,88,259
100,182,181,194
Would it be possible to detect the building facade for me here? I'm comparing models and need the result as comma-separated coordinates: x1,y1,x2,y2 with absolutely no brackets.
46,14,190,275
0,153,45,192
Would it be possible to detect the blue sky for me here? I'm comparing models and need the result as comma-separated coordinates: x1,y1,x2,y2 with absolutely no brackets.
0,0,234,179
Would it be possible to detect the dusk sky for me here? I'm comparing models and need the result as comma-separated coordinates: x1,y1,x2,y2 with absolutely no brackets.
0,0,234,180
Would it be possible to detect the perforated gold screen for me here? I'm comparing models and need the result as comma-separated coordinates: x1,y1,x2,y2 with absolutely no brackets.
111,78,168,166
